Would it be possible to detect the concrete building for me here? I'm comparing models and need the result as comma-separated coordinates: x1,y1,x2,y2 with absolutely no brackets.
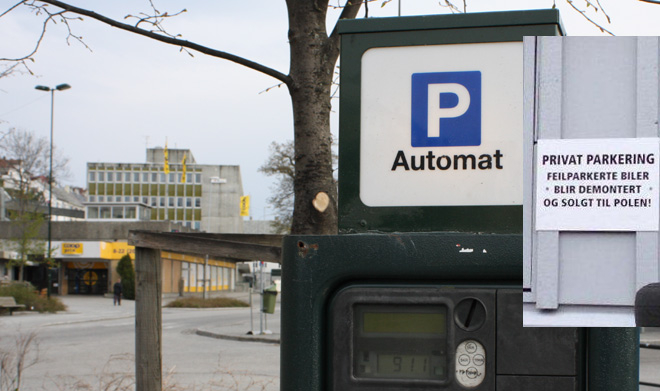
0,158,86,221
86,147,244,233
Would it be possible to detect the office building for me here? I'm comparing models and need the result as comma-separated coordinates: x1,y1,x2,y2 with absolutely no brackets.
86,147,244,233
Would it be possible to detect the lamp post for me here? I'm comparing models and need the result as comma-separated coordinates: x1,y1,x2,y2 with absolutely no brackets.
35,83,71,298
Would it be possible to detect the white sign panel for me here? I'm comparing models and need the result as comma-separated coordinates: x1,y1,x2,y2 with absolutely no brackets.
536,138,660,231
359,42,523,207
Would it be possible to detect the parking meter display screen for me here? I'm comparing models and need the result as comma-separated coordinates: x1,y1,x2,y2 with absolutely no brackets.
354,305,448,380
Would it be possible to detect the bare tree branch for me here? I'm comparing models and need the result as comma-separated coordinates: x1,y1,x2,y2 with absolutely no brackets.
0,1,23,18
5,0,293,85
566,0,614,35
328,0,363,43
0,1,90,62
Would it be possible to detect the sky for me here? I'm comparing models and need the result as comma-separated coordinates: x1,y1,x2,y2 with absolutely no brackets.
1,0,660,221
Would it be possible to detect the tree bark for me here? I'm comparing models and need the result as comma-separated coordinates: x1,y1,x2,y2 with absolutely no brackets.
285,0,360,235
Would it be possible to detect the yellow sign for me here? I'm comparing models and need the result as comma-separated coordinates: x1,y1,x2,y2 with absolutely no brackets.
164,139,170,174
181,152,187,183
100,242,135,260
240,195,250,217
62,243,83,255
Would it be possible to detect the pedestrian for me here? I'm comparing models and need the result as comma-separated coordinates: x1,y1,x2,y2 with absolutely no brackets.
113,278,122,306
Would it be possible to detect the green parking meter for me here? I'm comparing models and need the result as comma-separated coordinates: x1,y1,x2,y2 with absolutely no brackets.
281,10,638,391
281,234,638,391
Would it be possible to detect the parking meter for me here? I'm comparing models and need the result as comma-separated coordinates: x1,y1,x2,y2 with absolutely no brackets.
281,234,638,391
280,10,638,391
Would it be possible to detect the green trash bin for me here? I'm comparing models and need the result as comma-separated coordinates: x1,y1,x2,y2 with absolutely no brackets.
262,285,278,314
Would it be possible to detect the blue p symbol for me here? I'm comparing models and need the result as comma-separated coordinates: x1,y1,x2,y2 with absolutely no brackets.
411,71,481,147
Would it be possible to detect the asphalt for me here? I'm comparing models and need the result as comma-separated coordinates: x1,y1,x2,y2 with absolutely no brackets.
2,291,281,344
641,327,660,345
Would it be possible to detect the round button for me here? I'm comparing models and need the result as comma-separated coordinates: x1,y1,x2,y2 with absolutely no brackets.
473,354,485,366
466,367,479,379
465,342,478,354
454,298,487,331
458,354,470,366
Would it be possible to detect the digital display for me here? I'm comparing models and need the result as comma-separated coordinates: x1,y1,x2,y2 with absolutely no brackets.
377,354,437,378
354,305,448,381
363,312,446,335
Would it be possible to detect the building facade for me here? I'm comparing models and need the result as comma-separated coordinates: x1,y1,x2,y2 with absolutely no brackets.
0,221,239,295
86,148,244,233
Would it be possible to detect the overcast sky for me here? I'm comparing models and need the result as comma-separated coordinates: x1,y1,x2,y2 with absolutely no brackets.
1,0,659,221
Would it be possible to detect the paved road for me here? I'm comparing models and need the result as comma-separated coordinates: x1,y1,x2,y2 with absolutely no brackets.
0,293,280,391
2,295,659,391
641,328,660,391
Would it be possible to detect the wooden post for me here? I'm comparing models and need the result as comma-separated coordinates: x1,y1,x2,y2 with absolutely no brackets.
135,246,162,391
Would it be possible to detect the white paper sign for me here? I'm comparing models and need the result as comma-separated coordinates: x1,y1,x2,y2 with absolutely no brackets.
535,138,660,231
359,42,523,207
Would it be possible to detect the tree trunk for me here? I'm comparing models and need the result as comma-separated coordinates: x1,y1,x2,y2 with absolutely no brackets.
286,0,340,235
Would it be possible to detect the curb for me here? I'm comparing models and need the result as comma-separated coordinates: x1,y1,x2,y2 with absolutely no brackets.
195,329,280,345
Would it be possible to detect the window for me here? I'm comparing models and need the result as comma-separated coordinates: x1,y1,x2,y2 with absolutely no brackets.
195,198,201,208
134,173,140,182
115,196,121,202
107,172,114,182
133,196,139,202
160,173,166,182
126,207,136,219
89,172,96,182
88,207,99,219
177,197,183,207
116,172,122,182
100,206,111,219
143,173,149,182
195,173,201,183
142,197,148,205
98,196,105,202
152,173,158,183
194,222,201,230
160,197,165,207
186,198,192,208
98,172,105,182
169,173,175,183
88,196,96,202
187,173,193,183
112,206,124,219
177,173,183,183
169,197,175,207
151,197,157,207
124,196,131,202
124,172,130,182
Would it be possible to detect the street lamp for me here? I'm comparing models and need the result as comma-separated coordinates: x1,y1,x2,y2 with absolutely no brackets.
35,83,71,298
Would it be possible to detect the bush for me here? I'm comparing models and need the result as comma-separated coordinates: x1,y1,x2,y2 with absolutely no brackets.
165,297,249,308
116,254,135,300
0,282,66,313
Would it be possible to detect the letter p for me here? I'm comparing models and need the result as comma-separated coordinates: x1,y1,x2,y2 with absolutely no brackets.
427,83,471,138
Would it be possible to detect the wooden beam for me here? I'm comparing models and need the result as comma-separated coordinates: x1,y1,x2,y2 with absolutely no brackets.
135,247,162,391
164,233,284,247
128,231,282,264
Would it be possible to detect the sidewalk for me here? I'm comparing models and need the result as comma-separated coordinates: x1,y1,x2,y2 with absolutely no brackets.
1,291,281,344
193,291,281,344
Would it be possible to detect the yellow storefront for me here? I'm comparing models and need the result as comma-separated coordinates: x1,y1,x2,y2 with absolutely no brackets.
55,241,236,295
